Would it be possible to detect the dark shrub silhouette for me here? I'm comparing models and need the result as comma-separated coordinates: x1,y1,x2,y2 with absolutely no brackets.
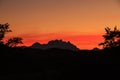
0,23,12,41
6,37,23,47
99,26,120,49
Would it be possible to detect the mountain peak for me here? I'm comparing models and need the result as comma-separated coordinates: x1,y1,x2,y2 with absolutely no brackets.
31,40,79,51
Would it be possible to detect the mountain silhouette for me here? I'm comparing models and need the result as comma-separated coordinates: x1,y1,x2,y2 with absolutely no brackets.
31,39,79,51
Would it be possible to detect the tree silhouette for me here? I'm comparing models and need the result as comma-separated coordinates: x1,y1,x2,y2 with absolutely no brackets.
6,37,23,47
0,23,12,41
99,26,120,49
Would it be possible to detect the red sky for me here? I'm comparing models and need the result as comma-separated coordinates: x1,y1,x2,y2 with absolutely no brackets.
0,0,120,49
5,32,103,49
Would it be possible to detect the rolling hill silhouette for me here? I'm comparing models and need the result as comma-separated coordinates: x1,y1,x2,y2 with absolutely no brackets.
31,39,79,51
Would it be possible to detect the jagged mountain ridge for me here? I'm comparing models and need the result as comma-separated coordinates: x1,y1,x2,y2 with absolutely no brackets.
30,40,79,51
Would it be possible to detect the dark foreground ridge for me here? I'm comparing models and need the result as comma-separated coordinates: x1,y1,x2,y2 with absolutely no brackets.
0,45,120,80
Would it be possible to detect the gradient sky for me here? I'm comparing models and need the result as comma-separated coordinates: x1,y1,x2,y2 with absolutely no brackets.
0,0,120,49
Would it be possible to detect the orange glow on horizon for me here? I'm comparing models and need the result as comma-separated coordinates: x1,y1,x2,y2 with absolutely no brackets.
4,33,103,50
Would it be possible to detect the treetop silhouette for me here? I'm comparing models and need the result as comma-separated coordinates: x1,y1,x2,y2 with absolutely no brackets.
99,26,120,49
0,23,23,47
0,23,12,41
6,37,23,47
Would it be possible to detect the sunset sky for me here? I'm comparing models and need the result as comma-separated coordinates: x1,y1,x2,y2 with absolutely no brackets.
0,0,120,49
